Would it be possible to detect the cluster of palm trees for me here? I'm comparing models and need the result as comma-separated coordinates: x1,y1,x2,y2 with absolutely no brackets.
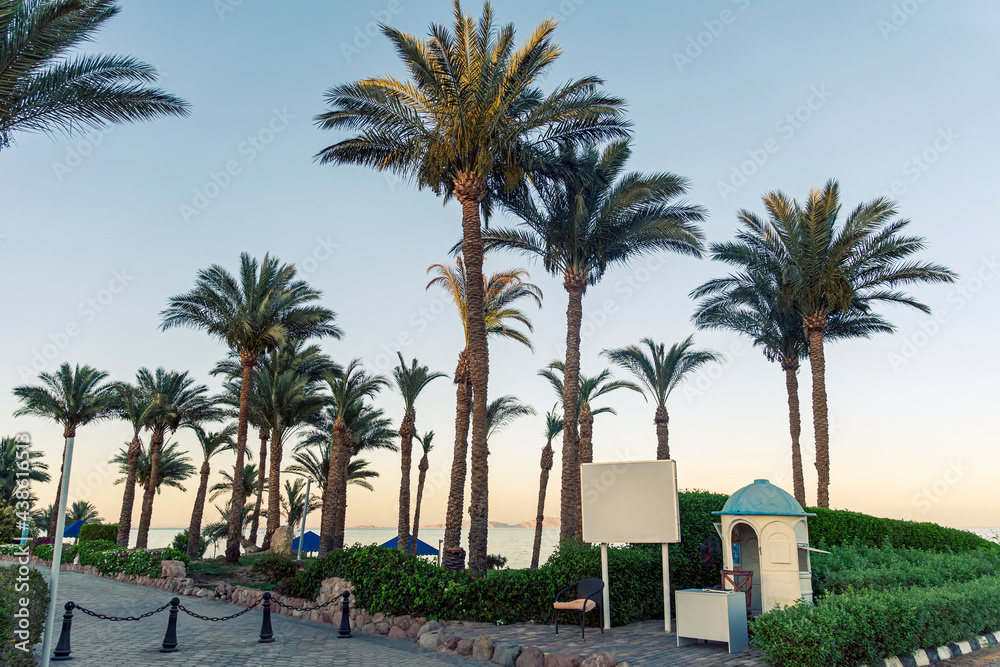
3,0,956,574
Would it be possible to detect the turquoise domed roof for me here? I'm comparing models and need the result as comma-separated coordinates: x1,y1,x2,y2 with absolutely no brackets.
712,479,815,517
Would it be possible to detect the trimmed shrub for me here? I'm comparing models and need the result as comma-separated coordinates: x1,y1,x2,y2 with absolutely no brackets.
32,541,76,562
171,529,208,558
0,563,48,666
250,554,301,584
78,523,118,543
82,546,190,577
806,507,991,551
751,574,1000,666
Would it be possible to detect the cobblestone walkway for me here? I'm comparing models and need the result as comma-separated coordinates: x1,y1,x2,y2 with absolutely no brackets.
442,618,762,666
12,564,473,666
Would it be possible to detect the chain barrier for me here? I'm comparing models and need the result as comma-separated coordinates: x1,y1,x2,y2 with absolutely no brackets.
74,601,171,622
270,596,341,613
177,597,262,622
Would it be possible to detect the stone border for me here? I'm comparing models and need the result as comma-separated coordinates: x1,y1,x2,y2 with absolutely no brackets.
870,630,1000,667
2,554,616,667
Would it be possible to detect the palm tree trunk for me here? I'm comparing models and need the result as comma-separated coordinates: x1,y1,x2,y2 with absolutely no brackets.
226,352,257,563
455,172,490,574
531,444,554,570
263,428,283,551
397,409,415,553
334,429,352,550
411,454,429,556
576,400,593,532
782,357,806,506
49,431,73,536
135,429,164,550
804,313,830,508
319,424,345,557
248,428,269,547
187,461,210,560
654,405,670,460
443,349,472,570
560,273,586,543
115,435,142,547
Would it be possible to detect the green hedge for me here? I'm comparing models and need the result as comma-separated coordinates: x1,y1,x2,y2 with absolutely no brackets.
751,574,1000,666
78,523,118,543
813,544,1000,596
0,564,48,666
806,507,991,551
25,539,188,578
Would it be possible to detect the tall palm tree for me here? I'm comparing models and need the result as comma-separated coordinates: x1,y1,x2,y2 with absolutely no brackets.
108,380,164,547
691,263,892,504
485,140,706,541
0,435,50,500
111,440,195,530
133,368,217,550
286,448,382,497
318,360,388,556
315,1,628,571
13,363,114,535
427,258,541,569
65,500,100,524
391,354,446,553
161,252,342,563
186,424,236,560
481,394,535,515
209,463,263,505
410,431,434,556
714,180,956,507
602,337,721,461
214,341,335,549
281,477,322,530
0,0,190,152
531,412,561,569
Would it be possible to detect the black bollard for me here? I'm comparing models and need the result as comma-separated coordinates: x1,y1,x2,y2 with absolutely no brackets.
160,597,180,653
51,601,75,661
258,592,274,643
337,590,352,639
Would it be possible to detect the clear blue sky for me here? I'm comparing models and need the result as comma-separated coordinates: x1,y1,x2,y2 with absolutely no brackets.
2,1,998,530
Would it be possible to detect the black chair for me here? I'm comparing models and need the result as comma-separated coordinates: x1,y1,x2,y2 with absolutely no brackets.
552,578,605,639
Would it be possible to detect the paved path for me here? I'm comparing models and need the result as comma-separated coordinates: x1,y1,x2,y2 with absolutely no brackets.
11,564,473,666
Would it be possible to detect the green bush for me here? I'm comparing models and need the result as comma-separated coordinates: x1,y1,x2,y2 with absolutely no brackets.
806,507,991,551
0,502,23,544
78,523,118,543
751,574,1000,666
171,529,208,558
813,543,1000,595
250,554,301,584
32,542,76,562
0,563,49,666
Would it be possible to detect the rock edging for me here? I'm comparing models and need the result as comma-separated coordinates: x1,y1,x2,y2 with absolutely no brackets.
868,631,1000,667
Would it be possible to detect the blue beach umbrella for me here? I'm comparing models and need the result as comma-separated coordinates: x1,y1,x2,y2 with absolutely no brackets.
379,535,439,556
291,530,320,553
63,520,85,538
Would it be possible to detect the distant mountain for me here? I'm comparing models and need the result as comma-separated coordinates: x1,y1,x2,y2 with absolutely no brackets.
517,516,560,528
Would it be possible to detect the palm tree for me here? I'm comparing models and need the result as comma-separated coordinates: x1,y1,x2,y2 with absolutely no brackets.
286,448,382,496
161,252,342,563
427,258,541,569
111,440,195,539
214,341,335,549
531,412,561,569
714,180,956,507
133,368,217,550
318,360,388,556
0,0,190,152
391,354,446,553
13,363,114,535
0,436,50,500
281,477,321,530
410,431,434,556
108,380,163,547
602,337,721,461
210,463,263,505
691,263,892,505
485,140,706,541
65,500,100,524
481,394,535,514
186,424,236,560
31,504,54,534
315,1,628,571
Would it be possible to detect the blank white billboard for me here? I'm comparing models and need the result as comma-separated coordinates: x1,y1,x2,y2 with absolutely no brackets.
581,459,681,544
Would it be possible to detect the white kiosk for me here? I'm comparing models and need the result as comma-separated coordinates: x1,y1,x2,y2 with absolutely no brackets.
581,460,680,632
713,479,818,615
